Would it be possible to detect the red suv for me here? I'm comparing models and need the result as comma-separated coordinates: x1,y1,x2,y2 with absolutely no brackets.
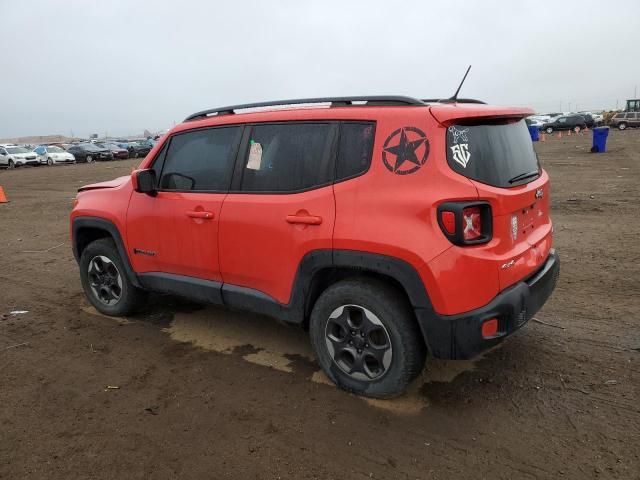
71,96,559,398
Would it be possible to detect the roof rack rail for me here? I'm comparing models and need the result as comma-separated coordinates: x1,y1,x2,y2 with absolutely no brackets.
422,98,486,105
184,96,426,121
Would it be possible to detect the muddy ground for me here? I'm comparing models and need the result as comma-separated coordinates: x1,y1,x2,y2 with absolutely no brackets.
1,130,639,479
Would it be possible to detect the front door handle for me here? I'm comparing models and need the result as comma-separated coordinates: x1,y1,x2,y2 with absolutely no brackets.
286,214,322,225
186,210,214,220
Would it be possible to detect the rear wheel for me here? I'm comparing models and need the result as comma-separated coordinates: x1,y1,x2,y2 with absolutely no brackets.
573,125,581,133
86,155,93,163
47,157,53,166
309,278,425,398
79,238,146,316
545,127,553,134
618,122,627,130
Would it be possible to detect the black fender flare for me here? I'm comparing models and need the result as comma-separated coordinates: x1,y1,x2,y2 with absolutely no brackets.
72,216,141,288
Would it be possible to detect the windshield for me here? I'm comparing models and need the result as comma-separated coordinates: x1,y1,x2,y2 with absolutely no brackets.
446,119,540,188
7,147,30,154
80,143,103,151
48,146,64,153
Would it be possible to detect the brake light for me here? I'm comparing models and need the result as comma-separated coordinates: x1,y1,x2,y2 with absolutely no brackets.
437,201,492,246
462,206,482,241
441,211,456,235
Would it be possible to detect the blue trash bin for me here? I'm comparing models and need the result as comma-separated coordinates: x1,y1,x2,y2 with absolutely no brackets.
528,125,540,142
592,127,609,153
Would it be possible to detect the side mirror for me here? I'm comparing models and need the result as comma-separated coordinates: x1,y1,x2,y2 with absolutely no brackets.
132,169,157,196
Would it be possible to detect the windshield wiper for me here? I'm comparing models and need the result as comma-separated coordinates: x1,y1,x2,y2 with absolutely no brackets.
508,170,540,184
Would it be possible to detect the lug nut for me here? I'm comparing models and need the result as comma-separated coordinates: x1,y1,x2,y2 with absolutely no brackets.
351,330,355,336
360,332,365,337
357,349,362,354
349,340,353,345
365,343,369,348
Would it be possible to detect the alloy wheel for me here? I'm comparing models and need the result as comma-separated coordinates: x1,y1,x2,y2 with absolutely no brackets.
87,255,123,306
324,304,393,381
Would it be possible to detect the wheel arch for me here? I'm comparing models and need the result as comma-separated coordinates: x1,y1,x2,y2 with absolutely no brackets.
72,217,141,288
296,250,436,344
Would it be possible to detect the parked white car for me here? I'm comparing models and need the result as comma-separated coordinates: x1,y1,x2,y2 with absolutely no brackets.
34,145,76,165
0,144,39,169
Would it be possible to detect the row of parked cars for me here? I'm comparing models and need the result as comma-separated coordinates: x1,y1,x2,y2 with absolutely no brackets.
526,110,639,134
0,139,156,169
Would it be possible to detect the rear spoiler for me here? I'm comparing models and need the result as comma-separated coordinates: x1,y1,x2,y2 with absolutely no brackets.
429,105,534,126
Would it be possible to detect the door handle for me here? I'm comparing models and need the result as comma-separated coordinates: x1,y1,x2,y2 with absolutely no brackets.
286,214,322,225
186,210,214,220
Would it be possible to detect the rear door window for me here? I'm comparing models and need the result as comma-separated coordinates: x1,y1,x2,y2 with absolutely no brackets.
159,126,242,192
239,123,336,192
446,119,540,188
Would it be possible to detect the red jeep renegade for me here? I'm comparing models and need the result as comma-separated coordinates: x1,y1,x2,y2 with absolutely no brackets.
71,96,559,398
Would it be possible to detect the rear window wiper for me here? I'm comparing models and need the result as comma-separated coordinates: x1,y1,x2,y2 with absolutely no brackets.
508,170,540,184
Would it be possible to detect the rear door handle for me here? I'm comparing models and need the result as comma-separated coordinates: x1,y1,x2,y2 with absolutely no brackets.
186,210,214,220
286,214,322,225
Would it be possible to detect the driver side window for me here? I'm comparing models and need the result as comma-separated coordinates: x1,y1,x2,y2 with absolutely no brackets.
159,126,242,192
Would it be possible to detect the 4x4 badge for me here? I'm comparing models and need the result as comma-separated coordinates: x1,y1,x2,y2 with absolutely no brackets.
382,126,430,175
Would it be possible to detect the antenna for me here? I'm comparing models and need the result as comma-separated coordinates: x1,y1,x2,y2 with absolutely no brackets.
449,65,472,103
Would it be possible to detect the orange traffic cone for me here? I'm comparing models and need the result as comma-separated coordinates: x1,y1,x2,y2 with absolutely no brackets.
0,186,8,203
567,129,572,136
540,133,546,142
557,131,562,139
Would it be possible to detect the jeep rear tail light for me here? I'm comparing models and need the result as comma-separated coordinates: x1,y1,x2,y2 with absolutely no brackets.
462,206,482,241
437,202,492,246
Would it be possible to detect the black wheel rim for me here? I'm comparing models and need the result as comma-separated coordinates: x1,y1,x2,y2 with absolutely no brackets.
324,304,393,381
87,255,122,306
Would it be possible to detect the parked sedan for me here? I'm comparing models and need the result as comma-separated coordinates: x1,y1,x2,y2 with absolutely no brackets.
66,143,114,163
0,144,39,168
540,115,587,134
34,145,76,165
126,141,152,158
96,142,129,159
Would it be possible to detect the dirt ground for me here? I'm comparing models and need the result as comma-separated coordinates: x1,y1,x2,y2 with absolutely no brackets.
1,129,639,480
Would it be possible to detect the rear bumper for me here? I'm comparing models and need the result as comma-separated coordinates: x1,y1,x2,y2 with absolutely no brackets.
417,249,560,359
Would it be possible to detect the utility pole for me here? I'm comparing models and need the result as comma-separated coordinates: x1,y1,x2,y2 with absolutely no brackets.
568,102,572,112
560,101,562,112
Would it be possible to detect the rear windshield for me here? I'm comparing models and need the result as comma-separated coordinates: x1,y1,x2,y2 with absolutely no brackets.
446,119,539,188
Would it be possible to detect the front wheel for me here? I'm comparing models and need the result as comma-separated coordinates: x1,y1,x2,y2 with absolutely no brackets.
618,122,627,130
79,238,147,316
86,155,94,163
546,127,553,134
8,160,15,169
309,278,425,398
47,157,54,166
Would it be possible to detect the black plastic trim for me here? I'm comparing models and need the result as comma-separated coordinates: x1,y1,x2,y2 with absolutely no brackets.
138,273,223,304
72,217,141,288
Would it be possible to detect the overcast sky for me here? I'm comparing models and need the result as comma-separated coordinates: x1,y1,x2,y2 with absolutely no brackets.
1,0,639,138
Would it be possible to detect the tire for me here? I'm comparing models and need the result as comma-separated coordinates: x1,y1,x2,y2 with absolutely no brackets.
47,157,53,166
619,122,627,130
86,155,94,163
309,278,425,398
79,238,147,316
8,160,15,169
545,127,553,134
131,151,138,159
573,126,581,133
